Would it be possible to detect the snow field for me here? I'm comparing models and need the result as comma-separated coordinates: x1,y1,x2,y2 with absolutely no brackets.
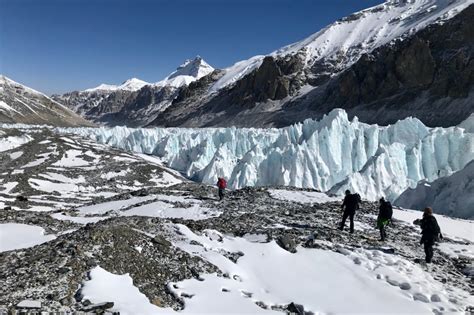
82,222,471,314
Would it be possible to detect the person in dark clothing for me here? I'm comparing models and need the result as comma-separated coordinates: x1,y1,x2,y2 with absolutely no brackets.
339,190,361,233
414,207,443,263
216,177,227,201
377,197,393,241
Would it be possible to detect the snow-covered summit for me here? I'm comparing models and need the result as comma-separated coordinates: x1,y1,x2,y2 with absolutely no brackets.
82,57,214,92
167,56,214,80
211,0,473,92
154,56,215,88
84,78,149,93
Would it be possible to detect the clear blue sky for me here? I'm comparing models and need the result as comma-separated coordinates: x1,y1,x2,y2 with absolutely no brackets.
0,0,383,95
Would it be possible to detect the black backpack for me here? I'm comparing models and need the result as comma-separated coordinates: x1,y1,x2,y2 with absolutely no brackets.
382,201,393,220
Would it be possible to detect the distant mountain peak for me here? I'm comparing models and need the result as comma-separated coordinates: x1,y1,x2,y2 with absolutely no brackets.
84,78,149,93
167,56,214,80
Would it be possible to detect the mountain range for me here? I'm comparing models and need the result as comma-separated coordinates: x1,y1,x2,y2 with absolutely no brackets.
1,0,473,128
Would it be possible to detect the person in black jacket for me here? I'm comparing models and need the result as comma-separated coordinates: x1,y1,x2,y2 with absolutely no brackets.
414,207,443,263
339,190,360,233
377,197,393,241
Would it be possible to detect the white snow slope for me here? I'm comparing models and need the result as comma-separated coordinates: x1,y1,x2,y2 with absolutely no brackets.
395,160,474,219
211,0,473,92
58,109,474,204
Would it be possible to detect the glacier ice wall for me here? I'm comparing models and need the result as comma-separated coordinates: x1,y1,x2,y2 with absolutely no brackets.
57,109,474,201
394,160,474,219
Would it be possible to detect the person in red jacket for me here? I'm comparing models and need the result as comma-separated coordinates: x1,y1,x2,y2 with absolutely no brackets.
216,177,227,201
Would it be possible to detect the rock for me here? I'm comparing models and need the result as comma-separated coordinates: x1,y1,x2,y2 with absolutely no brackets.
131,189,148,197
277,234,297,253
82,301,114,312
152,235,172,251
15,196,28,202
287,302,305,315
3,206,11,210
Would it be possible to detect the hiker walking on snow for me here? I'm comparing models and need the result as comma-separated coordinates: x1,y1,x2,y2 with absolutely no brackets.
339,189,361,233
216,177,227,201
377,197,393,241
414,207,443,263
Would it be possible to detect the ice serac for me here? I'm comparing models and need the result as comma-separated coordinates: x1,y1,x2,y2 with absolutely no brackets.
395,160,474,219
59,109,474,204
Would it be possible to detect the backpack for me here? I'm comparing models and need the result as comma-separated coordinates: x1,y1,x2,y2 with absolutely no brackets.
217,178,227,189
381,201,393,220
345,193,361,211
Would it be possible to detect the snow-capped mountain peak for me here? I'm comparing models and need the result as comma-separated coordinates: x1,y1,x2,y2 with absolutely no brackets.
81,57,214,93
118,77,149,91
211,0,473,92
151,56,215,89
84,78,149,93
167,56,214,80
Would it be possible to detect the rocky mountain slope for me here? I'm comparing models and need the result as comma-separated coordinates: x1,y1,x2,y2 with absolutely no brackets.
0,125,472,314
0,76,92,127
53,57,214,127
149,0,474,128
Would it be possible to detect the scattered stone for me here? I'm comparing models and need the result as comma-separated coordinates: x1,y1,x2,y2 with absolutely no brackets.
287,302,305,315
15,196,28,202
82,302,114,312
277,234,297,253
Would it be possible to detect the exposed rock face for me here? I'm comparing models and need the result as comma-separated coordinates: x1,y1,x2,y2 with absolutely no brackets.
302,6,474,126
0,76,93,127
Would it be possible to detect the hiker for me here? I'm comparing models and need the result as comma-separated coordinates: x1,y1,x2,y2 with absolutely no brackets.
216,177,227,201
339,189,361,233
377,197,393,241
414,207,443,263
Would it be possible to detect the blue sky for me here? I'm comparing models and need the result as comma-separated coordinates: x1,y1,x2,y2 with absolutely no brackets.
0,0,383,94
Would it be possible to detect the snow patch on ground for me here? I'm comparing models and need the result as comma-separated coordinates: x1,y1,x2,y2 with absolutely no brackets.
169,224,471,314
269,189,340,204
0,223,56,252
0,135,31,152
81,266,174,315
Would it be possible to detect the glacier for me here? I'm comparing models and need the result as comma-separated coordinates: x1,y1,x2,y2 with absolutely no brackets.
57,109,474,202
395,160,474,219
